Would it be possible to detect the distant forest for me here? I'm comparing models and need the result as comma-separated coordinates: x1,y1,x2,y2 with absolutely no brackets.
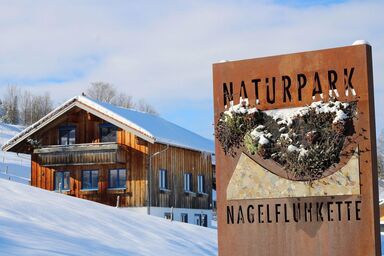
0,82,157,126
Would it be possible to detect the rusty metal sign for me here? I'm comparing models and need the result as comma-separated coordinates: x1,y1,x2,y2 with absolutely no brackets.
213,44,380,255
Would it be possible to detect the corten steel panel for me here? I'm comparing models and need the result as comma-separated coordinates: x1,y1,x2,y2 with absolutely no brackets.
212,45,380,256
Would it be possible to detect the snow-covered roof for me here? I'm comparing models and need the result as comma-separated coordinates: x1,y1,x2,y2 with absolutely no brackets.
2,95,214,153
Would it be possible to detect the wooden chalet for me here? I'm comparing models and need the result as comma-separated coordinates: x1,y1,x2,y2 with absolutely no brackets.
2,95,214,227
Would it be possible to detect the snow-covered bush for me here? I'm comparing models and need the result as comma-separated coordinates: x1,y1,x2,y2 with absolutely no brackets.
216,99,357,181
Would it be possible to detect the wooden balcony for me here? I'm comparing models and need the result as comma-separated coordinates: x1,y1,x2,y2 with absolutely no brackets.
34,143,127,167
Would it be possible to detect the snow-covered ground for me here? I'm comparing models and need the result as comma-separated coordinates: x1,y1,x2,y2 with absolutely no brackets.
0,179,218,256
0,123,30,184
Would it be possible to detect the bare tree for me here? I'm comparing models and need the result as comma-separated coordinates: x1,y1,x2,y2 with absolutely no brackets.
112,93,135,109
30,93,53,124
19,90,53,125
86,82,158,115
1,85,20,124
86,82,116,102
19,90,32,125
136,99,158,115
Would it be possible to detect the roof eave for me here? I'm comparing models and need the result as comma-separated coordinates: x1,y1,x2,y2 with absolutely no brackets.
2,98,80,152
2,96,156,152
154,139,214,154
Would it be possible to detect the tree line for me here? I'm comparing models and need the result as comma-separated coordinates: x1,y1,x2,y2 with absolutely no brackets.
0,82,157,126
0,85,53,126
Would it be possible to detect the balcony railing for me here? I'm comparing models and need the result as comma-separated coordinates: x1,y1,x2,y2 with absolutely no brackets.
34,143,127,167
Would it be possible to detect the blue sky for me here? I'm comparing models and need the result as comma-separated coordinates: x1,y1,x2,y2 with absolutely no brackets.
0,0,383,140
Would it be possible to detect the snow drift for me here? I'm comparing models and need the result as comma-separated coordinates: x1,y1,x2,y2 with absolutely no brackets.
0,179,217,255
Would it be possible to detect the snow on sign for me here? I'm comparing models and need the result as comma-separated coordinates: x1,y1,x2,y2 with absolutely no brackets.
213,44,381,256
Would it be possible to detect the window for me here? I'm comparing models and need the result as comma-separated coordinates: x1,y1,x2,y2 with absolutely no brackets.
195,214,208,227
181,213,188,223
164,212,172,220
82,170,98,190
198,175,205,193
159,169,168,189
59,126,76,145
55,171,70,191
100,123,117,142
195,214,201,226
184,173,192,192
108,169,127,189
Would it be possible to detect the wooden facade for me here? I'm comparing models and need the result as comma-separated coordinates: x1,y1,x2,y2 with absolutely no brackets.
149,144,212,209
26,107,212,209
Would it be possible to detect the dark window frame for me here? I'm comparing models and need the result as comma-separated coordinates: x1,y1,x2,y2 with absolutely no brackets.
184,173,192,192
164,212,172,220
59,125,76,145
195,214,208,227
108,168,127,189
197,175,205,193
195,214,201,226
181,213,188,223
55,171,70,191
99,123,117,143
159,169,168,189
201,214,208,227
81,170,99,190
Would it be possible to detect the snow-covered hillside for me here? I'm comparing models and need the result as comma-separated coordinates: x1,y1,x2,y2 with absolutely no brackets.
0,123,30,184
0,122,24,145
0,179,217,255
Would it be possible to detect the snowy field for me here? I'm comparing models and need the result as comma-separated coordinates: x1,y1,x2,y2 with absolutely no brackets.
0,123,30,184
0,179,218,256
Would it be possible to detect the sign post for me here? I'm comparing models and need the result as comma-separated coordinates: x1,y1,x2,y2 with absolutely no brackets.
213,44,380,255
